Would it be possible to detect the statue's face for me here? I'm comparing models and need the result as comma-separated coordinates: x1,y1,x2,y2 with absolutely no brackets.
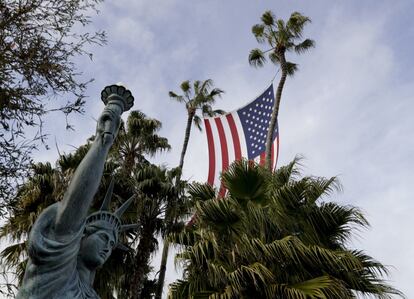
80,227,117,269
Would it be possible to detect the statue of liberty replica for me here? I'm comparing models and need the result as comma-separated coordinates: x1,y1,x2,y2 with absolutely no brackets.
17,85,136,299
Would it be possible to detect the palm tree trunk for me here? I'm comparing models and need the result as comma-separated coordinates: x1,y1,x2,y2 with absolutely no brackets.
155,109,194,299
129,221,155,299
178,109,195,170
154,239,169,299
265,50,287,170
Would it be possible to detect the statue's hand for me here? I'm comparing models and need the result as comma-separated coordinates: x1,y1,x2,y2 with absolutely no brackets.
96,106,120,146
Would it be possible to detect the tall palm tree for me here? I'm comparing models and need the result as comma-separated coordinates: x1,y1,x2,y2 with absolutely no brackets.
127,165,188,299
155,80,225,299
169,79,224,171
249,11,314,170
168,159,403,298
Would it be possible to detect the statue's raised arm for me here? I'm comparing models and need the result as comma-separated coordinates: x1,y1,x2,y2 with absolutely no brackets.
54,85,133,235
17,85,136,299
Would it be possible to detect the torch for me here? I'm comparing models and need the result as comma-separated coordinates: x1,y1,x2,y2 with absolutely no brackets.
100,84,134,142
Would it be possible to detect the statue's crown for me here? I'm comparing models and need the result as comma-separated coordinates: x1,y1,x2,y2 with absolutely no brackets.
86,178,139,250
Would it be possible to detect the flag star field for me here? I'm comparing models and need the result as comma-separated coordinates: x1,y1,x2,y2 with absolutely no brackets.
238,85,278,159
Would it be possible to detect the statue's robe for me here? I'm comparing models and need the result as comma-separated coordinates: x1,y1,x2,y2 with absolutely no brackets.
17,203,100,299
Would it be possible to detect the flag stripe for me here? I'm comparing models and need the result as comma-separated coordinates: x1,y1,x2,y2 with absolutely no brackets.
214,118,229,197
226,114,242,161
214,118,229,173
259,152,265,166
232,113,248,158
221,116,235,167
204,119,216,185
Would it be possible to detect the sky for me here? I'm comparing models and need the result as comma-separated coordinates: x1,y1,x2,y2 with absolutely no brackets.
30,0,414,297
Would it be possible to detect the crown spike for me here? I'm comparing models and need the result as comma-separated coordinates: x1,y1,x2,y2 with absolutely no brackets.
100,177,115,211
114,195,135,217
120,223,140,232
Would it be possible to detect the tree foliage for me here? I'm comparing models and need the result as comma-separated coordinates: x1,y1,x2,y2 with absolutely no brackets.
0,0,106,209
169,159,403,299
248,11,314,170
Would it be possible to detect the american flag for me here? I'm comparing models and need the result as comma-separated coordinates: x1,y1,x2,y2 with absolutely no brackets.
203,84,279,195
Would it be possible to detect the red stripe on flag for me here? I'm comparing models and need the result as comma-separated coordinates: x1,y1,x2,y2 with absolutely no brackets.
259,152,266,166
204,119,215,185
215,118,229,197
214,118,229,172
226,114,242,161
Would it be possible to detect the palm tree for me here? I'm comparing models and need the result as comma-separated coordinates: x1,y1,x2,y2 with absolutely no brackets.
114,110,170,173
169,79,224,171
0,162,62,290
249,11,314,170
107,110,173,299
127,165,188,299
168,159,403,298
155,80,225,299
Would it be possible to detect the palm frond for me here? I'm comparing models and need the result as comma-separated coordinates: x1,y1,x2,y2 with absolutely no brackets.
221,160,266,204
202,105,214,117
248,48,266,68
188,183,217,202
294,38,315,54
303,176,342,204
261,11,275,26
287,12,312,38
252,24,265,43
271,156,302,187
269,51,280,65
199,79,213,94
208,88,224,99
180,80,191,93
265,276,347,299
0,242,27,269
212,109,226,116
193,115,203,131
194,80,201,95
168,91,185,103
276,19,286,33
196,198,241,232
286,62,298,76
